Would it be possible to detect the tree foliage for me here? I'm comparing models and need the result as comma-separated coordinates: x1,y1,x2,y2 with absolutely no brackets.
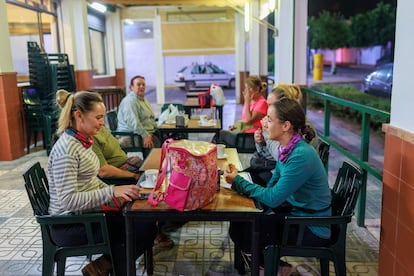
308,10,352,51
350,2,396,47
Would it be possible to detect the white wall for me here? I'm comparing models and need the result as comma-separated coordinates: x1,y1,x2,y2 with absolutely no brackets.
389,0,414,133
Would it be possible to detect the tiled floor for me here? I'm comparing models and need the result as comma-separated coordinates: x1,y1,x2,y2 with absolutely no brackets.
0,88,381,275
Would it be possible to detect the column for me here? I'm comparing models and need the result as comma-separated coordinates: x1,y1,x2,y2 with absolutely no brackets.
154,14,165,104
235,12,246,104
274,0,307,85
60,0,93,90
0,0,25,160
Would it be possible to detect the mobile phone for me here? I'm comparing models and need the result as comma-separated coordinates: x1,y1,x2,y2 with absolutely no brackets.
138,193,150,200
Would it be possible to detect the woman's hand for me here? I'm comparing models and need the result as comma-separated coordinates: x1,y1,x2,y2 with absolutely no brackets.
143,134,154,148
224,163,238,183
114,185,141,201
254,128,265,144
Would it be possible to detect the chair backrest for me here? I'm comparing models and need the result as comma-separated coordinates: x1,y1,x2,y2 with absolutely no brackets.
161,103,184,113
331,160,362,216
106,110,118,132
235,133,256,153
317,138,330,169
23,162,50,216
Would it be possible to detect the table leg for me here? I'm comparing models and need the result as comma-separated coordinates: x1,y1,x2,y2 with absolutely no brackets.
251,218,260,276
126,216,136,276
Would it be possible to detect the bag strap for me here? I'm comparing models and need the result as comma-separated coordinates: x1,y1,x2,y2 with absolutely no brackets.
148,138,173,206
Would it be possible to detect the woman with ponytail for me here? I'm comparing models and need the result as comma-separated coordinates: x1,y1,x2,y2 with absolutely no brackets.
48,90,156,275
224,98,331,272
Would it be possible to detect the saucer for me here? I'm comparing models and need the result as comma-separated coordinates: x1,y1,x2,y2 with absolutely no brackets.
217,154,228,160
198,120,216,127
165,119,176,124
140,180,155,189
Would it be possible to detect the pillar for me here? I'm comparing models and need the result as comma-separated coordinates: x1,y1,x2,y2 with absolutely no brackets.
0,0,25,160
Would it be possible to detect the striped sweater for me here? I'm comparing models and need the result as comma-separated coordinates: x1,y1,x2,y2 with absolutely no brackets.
47,132,114,215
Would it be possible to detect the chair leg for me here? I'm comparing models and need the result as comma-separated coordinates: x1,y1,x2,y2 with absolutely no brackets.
333,252,347,276
56,257,67,276
234,243,246,274
42,245,56,276
145,248,154,275
263,245,280,276
320,258,330,276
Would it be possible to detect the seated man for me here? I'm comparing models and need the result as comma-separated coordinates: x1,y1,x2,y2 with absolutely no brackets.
117,75,161,157
93,126,174,249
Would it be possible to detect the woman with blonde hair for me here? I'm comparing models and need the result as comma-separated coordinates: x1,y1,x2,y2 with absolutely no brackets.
216,75,268,147
48,89,156,275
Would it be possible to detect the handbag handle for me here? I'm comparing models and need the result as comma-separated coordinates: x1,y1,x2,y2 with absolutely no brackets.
148,138,173,206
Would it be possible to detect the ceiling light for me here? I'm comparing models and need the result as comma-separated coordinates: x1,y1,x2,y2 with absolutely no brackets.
90,2,107,13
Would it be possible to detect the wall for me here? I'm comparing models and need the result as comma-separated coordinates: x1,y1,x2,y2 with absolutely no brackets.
379,0,414,275
380,125,414,275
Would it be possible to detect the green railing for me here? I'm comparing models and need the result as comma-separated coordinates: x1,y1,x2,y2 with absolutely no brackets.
302,88,390,226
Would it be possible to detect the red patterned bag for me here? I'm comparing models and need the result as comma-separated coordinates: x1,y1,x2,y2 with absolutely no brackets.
148,139,218,211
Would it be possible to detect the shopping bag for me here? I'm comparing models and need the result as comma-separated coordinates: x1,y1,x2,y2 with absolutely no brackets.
148,139,218,211
210,83,226,106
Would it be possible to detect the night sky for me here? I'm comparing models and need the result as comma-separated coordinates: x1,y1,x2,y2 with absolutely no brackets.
308,0,397,18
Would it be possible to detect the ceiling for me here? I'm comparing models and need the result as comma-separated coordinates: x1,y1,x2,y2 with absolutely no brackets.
95,0,248,7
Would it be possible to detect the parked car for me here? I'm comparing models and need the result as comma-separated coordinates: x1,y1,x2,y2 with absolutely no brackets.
363,63,393,97
175,63,235,90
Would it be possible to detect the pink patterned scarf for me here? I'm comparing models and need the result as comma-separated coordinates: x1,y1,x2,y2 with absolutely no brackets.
278,133,302,163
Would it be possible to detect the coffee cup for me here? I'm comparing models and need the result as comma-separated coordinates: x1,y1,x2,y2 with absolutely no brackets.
199,114,208,123
217,144,226,158
144,169,158,184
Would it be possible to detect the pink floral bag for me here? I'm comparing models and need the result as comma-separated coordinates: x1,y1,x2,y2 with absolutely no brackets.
148,139,218,211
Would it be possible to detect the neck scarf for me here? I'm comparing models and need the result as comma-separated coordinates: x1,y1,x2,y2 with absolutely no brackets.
65,127,94,149
278,133,302,163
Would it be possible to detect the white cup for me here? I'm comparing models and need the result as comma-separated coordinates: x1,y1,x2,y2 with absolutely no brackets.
199,114,208,123
144,169,158,184
217,144,226,158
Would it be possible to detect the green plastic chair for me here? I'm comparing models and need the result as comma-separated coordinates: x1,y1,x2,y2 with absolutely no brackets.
318,138,330,171
106,110,146,157
23,162,114,276
262,160,362,276
235,133,256,153
160,103,184,113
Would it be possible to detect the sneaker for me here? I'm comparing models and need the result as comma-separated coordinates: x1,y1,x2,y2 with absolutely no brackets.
82,255,113,276
155,232,174,249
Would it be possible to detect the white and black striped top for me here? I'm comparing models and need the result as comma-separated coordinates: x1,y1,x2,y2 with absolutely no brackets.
47,132,114,215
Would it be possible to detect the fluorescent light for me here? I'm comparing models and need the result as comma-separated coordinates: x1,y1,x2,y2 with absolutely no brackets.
90,2,107,13
124,19,134,25
269,0,275,11
244,2,250,32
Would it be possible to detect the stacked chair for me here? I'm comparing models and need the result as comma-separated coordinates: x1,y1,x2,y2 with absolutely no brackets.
26,41,76,154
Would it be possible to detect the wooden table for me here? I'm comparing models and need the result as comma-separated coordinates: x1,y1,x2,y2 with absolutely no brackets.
158,119,221,141
125,148,262,276
183,97,223,126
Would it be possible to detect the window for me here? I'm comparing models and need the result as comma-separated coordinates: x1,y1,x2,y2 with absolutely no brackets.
6,2,56,82
89,29,107,75
88,8,108,76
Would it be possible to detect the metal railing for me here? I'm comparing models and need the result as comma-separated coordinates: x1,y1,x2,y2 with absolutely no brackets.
302,88,390,226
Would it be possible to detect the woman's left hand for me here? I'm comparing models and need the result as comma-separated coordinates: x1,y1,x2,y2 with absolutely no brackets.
224,164,238,183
